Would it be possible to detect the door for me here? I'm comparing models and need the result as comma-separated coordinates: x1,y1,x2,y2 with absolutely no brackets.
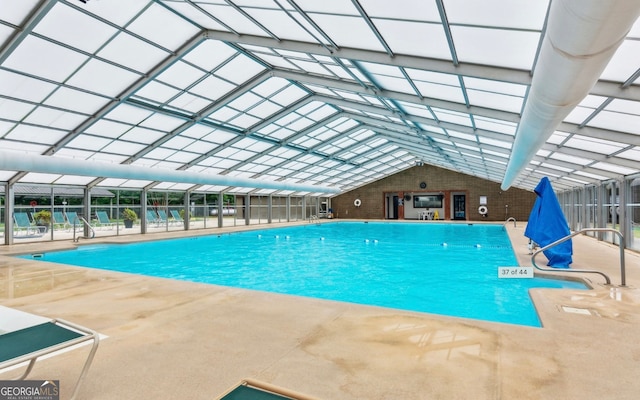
392,196,399,219
453,194,466,220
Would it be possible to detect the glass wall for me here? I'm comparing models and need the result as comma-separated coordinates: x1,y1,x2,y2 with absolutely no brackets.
2,184,326,245
558,175,640,251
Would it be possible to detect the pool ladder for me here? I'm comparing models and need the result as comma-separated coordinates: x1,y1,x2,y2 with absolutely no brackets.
530,228,626,286
309,215,319,223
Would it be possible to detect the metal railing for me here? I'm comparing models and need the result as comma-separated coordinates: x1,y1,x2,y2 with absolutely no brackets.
503,217,516,228
73,217,96,242
531,228,626,286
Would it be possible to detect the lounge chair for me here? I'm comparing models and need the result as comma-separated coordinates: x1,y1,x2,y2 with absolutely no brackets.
13,212,43,236
216,379,320,400
52,211,67,230
157,210,169,225
95,210,115,229
66,211,81,227
0,306,99,400
170,209,184,225
146,210,161,226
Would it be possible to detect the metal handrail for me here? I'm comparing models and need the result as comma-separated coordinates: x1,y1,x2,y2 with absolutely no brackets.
503,217,516,228
73,217,96,242
531,228,626,286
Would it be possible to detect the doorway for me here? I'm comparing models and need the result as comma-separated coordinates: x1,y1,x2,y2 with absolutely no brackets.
386,194,399,219
453,194,466,220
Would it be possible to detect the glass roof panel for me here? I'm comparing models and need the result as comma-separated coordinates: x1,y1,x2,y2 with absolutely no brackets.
241,8,319,42
3,36,88,82
0,25,13,48
67,135,112,151
102,140,147,156
308,14,386,51
104,104,154,125
134,81,182,104
600,39,640,82
445,0,548,29
160,3,230,31
168,94,211,113
0,70,57,103
0,99,35,121
120,126,166,144
564,135,626,155
0,140,48,153
156,61,205,88
21,172,62,184
44,87,111,114
34,3,117,53
587,100,640,135
452,27,539,69
359,0,439,20
189,75,237,101
5,125,66,144
474,118,517,136
196,3,270,36
617,147,640,161
66,59,141,97
466,89,524,113
591,162,638,175
0,0,38,24
139,113,185,131
430,108,472,127
54,175,97,186
24,107,87,130
183,40,237,70
127,3,200,50
82,0,148,26
374,20,451,59
215,54,267,85
98,32,170,72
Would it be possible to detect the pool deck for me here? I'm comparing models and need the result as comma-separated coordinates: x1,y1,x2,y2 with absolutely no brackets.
1,220,639,400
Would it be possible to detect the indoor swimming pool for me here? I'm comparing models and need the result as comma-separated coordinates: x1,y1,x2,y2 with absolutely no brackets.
19,222,586,327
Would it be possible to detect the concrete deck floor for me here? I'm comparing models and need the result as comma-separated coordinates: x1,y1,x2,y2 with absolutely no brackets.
1,221,639,400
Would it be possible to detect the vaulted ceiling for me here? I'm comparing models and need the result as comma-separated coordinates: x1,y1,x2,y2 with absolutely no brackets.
1,0,639,196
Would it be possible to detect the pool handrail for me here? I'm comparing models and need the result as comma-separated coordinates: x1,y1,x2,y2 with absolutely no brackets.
531,228,626,286
503,217,516,228
73,216,96,242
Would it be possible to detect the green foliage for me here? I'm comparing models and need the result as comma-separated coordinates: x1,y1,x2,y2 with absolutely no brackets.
34,210,51,225
122,208,138,221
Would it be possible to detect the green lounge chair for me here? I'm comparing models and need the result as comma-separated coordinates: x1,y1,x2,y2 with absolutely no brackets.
170,209,184,225
146,210,160,226
52,211,67,230
95,210,115,229
216,379,319,400
13,212,42,236
0,306,99,400
157,209,169,224
66,211,81,226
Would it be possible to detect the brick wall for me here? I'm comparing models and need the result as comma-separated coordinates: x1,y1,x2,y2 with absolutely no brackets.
330,165,536,222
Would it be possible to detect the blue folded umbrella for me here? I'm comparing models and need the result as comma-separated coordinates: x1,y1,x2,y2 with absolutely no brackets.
524,177,573,268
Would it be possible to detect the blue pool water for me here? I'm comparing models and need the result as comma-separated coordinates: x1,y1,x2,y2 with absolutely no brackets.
20,222,585,327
